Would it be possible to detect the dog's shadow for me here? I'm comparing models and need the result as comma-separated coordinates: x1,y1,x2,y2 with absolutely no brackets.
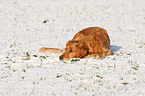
110,45,121,53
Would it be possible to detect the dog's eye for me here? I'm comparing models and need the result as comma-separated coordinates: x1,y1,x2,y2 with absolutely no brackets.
70,50,73,52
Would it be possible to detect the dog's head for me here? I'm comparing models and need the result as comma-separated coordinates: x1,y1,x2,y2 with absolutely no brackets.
59,41,88,61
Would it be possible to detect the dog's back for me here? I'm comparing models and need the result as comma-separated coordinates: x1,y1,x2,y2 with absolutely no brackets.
72,27,108,41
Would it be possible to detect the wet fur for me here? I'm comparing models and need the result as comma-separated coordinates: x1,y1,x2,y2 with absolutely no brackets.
40,27,112,61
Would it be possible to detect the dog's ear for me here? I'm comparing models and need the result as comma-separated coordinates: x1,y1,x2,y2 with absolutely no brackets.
77,42,88,49
77,43,89,58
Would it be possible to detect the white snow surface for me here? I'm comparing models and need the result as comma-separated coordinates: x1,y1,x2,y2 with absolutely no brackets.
0,0,145,96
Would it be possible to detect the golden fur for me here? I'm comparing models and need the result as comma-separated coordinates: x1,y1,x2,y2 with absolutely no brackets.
40,27,112,61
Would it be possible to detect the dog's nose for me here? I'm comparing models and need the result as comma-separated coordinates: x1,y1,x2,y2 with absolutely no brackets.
59,56,63,60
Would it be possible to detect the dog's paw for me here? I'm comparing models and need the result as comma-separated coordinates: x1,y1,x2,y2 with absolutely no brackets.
97,56,105,60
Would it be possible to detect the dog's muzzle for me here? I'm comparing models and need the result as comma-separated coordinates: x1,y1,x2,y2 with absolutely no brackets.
59,56,63,60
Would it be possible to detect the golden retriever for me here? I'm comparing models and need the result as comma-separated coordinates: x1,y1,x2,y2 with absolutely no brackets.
39,27,112,61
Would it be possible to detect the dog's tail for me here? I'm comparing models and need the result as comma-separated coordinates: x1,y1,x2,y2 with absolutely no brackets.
39,47,64,54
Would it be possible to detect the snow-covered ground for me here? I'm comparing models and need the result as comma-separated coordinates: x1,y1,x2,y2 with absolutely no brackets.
0,0,145,96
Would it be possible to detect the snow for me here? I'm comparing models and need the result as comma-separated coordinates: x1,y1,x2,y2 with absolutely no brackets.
0,0,145,96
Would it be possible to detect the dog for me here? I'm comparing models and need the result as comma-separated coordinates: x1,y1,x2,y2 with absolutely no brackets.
39,27,113,61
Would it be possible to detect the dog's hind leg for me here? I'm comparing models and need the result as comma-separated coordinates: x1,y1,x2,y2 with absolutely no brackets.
97,48,113,60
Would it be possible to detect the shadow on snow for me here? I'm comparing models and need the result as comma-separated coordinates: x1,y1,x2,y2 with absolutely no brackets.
110,45,121,53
